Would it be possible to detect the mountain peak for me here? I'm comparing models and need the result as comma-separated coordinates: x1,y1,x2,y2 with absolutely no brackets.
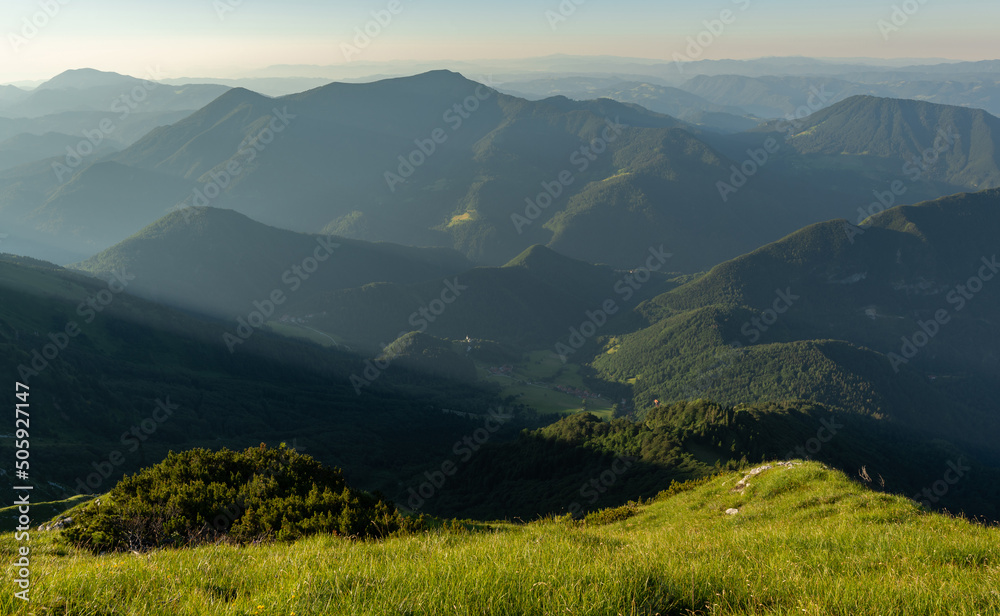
819,93,992,117
38,68,143,91
766,94,1000,188
502,245,615,286
503,244,568,269
414,69,466,79
383,69,486,91
152,206,256,233
212,86,270,105
280,69,492,110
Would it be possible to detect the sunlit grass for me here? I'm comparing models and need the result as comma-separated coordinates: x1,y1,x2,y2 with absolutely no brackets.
447,212,476,227
3,462,998,615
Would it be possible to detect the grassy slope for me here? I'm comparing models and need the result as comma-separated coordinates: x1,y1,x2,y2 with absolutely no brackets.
3,462,998,615
477,350,616,418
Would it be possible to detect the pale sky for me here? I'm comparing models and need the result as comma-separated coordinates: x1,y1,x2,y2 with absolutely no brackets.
1,0,997,83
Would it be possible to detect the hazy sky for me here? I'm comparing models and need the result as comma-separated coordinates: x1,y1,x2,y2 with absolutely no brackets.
1,0,997,82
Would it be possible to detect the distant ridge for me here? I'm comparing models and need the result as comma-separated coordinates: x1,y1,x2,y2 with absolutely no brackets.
74,207,472,317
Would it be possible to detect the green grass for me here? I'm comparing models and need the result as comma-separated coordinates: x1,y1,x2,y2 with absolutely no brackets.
4,462,998,615
518,350,577,381
0,495,93,533
481,375,612,417
478,351,615,418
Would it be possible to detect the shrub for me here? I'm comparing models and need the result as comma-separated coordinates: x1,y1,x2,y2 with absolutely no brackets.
584,503,639,526
63,444,421,553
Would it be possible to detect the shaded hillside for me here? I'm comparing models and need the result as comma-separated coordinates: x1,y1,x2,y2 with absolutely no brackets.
74,207,472,317
298,244,678,352
29,162,195,252
497,76,758,132
378,332,478,383
0,132,118,172
592,189,1000,451
0,256,523,504
770,95,1000,190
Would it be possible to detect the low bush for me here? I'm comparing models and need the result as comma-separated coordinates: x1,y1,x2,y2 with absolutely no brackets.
63,444,421,553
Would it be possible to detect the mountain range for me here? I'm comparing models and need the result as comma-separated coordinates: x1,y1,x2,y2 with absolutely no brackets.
0,68,231,224
2,60,1000,530
3,70,998,275
0,69,230,120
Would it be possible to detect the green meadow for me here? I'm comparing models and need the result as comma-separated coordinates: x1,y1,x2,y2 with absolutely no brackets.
3,462,997,615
